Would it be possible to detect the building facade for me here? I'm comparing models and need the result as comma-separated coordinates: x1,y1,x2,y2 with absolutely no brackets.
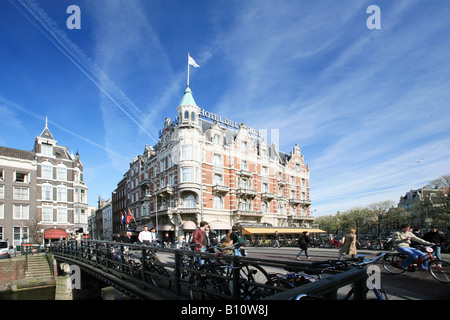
0,120,89,245
113,87,313,242
398,187,449,230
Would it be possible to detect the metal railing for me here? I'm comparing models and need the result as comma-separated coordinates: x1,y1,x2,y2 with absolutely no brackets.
48,240,370,300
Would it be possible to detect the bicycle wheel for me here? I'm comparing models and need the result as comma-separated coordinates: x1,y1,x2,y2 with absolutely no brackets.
238,264,274,300
428,259,450,284
382,253,406,274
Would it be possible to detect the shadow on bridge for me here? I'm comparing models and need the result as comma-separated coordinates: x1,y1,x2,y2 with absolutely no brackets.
49,240,368,300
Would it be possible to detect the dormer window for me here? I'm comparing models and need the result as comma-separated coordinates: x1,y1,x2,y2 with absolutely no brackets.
41,144,52,157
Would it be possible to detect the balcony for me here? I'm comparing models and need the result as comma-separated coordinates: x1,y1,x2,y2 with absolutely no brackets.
178,181,201,192
232,210,263,217
289,198,302,206
157,185,173,195
237,188,258,198
238,169,253,178
261,192,276,201
212,184,229,194
177,207,201,215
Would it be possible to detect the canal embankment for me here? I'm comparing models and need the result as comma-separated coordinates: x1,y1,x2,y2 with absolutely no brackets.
0,253,56,294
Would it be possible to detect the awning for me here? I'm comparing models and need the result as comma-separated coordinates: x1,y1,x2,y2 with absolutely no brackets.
44,228,67,239
158,223,175,231
182,221,197,230
208,220,232,230
242,227,326,235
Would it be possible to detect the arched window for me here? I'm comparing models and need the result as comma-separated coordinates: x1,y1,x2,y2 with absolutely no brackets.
191,112,195,122
184,111,189,121
184,194,196,208
56,164,67,181
42,161,53,179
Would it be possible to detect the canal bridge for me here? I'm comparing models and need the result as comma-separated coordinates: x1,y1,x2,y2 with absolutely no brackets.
48,240,368,300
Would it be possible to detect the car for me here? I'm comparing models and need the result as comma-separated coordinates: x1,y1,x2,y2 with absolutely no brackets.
0,240,11,259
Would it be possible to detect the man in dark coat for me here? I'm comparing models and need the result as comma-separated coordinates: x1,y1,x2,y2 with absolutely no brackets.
296,231,311,259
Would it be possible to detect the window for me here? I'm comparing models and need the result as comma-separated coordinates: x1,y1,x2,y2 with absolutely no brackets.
13,204,29,219
262,167,268,177
0,169,4,181
0,186,4,199
191,112,195,122
241,141,248,152
42,206,53,222
262,201,268,213
213,174,222,185
42,183,53,201
13,226,29,246
240,178,249,189
184,111,189,121
213,134,221,145
57,164,67,181
184,194,196,208
262,183,268,193
181,145,193,160
0,204,4,219
213,196,223,209
291,190,296,199
213,154,222,166
13,187,29,200
182,167,193,182
239,199,251,211
41,144,52,157
57,185,68,202
15,172,29,183
57,207,67,223
42,162,53,179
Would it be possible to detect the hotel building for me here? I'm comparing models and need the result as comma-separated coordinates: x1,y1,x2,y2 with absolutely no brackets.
113,87,313,241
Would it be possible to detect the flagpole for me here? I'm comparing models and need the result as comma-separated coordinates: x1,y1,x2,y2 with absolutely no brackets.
187,52,190,87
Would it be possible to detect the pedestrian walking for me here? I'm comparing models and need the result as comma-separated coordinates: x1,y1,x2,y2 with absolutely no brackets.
272,231,281,248
296,231,310,259
230,225,244,256
423,226,445,261
339,229,357,260
192,221,209,265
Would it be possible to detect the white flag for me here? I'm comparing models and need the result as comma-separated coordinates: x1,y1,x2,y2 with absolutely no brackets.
188,56,200,68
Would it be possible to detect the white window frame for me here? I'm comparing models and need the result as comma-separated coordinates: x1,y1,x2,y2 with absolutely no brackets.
42,183,53,201
42,206,53,223
13,187,29,200
13,204,29,219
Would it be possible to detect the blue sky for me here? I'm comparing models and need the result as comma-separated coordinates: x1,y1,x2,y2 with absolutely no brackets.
1,0,449,216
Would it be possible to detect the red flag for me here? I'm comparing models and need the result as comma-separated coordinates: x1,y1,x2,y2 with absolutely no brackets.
126,210,133,224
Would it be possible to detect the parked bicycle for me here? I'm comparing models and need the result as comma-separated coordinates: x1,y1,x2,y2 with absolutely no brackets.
285,252,388,300
382,246,450,283
183,244,274,300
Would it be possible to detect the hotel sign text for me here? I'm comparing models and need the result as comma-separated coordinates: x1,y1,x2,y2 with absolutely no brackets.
199,108,261,138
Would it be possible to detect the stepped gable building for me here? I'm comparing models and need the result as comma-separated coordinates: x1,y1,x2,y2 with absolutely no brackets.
113,87,313,242
0,119,89,246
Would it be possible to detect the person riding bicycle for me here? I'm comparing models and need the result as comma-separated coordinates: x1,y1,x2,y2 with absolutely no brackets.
392,224,434,270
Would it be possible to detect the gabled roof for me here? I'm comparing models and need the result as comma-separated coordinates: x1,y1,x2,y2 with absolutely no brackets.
39,117,55,141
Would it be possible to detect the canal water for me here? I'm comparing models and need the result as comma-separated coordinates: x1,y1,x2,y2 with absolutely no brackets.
0,286,55,300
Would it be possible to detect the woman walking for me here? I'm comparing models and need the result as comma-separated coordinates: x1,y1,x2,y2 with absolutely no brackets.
339,229,357,260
